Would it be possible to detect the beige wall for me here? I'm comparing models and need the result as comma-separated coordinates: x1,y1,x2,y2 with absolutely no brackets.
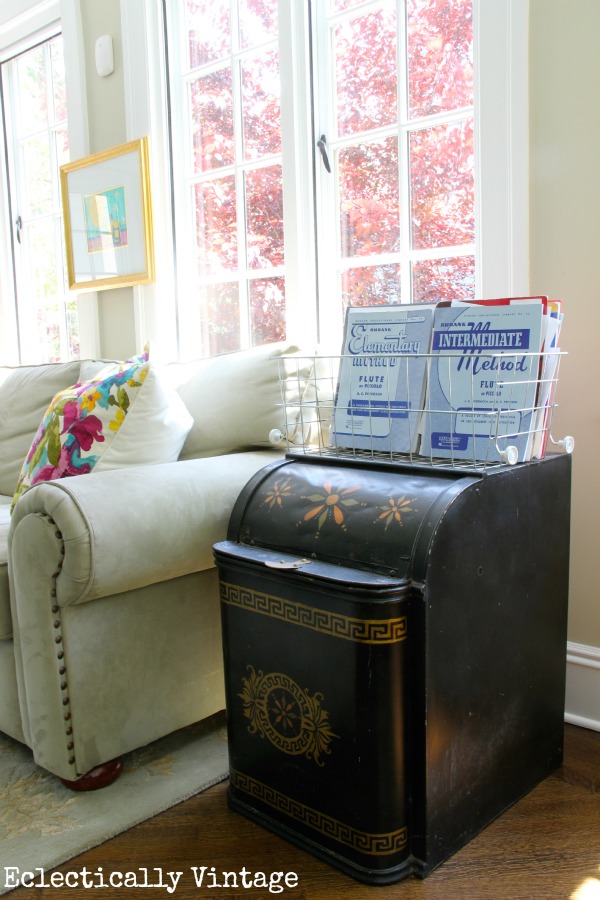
529,0,600,648
79,0,125,152
77,0,137,360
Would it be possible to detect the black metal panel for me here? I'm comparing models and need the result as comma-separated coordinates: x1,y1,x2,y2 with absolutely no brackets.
413,452,572,872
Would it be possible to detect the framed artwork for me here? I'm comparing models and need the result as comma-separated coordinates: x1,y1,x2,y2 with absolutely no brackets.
60,137,155,291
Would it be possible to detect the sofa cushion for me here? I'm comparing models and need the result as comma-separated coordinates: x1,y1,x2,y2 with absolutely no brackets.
0,361,83,497
12,360,193,509
163,341,316,459
0,495,11,640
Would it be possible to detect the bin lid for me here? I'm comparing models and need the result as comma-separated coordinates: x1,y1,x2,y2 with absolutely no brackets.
215,541,410,593
228,457,478,578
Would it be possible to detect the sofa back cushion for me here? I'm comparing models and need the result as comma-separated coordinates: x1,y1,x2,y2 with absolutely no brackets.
0,362,83,497
163,341,314,459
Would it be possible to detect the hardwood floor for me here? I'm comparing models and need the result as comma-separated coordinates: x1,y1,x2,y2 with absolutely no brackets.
11,724,600,900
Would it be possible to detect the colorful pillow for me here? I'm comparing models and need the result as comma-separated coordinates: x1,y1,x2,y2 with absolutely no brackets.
11,359,193,511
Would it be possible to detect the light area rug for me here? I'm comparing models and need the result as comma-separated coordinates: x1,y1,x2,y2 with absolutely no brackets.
0,713,228,895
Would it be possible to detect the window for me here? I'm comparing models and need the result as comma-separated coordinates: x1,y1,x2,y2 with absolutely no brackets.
0,33,76,363
312,0,475,340
167,0,285,358
166,0,474,356
122,0,529,360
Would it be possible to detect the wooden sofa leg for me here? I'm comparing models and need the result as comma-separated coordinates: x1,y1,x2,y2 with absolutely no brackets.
60,758,123,791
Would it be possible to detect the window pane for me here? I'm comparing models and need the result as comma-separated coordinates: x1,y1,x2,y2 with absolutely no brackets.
339,137,399,258
407,0,473,119
412,255,475,304
245,165,284,268
55,129,69,168
204,282,240,354
24,219,64,363
17,45,48,134
332,0,365,12
22,135,52,216
171,0,286,356
250,277,286,344
409,118,474,250
190,69,234,172
3,35,74,364
342,264,401,309
36,302,62,363
242,50,281,160
334,4,397,137
239,0,277,49
186,0,230,68
50,38,67,122
28,218,58,300
195,176,237,272
66,296,79,358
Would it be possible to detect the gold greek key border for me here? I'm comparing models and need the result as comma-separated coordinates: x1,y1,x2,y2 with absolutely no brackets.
231,769,408,857
220,583,407,644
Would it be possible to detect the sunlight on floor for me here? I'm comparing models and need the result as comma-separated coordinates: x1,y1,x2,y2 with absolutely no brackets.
571,878,600,899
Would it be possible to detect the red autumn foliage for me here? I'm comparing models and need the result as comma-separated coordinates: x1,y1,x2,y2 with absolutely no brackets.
187,0,474,354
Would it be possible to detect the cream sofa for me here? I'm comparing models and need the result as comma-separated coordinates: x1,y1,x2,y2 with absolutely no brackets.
0,342,312,786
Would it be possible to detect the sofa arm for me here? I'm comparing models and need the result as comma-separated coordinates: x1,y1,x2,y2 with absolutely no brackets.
9,451,282,608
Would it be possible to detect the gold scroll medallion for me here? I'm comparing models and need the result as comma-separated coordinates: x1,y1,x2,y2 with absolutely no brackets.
239,666,338,767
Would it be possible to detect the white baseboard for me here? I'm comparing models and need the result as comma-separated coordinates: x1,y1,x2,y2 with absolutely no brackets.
565,642,600,732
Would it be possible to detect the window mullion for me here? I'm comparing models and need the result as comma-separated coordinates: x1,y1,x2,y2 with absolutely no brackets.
167,0,202,360
397,0,411,305
275,0,318,348
230,2,251,348
4,54,40,362
45,39,67,350
474,0,529,298
311,0,340,349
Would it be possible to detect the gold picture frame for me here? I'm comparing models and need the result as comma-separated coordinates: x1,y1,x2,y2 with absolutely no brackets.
60,137,155,292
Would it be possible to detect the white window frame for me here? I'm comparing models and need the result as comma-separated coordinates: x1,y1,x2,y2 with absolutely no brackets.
120,0,529,360
0,0,100,364
475,0,529,298
121,0,178,362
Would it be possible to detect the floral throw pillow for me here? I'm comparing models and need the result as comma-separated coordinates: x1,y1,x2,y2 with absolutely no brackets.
11,359,193,511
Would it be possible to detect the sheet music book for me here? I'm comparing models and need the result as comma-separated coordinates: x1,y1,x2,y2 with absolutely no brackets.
420,299,545,463
332,304,435,454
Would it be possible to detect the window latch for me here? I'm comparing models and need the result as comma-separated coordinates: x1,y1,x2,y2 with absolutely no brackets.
317,134,331,174
15,215,22,244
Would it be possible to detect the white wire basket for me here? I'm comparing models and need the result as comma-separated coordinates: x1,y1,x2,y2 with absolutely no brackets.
272,351,574,473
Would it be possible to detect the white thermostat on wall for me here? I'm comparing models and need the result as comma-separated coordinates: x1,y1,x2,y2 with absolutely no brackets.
95,35,114,78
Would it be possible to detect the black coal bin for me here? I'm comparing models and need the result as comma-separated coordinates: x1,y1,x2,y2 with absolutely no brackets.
214,453,571,884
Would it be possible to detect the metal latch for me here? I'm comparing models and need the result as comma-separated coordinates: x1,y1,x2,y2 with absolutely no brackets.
264,558,311,570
